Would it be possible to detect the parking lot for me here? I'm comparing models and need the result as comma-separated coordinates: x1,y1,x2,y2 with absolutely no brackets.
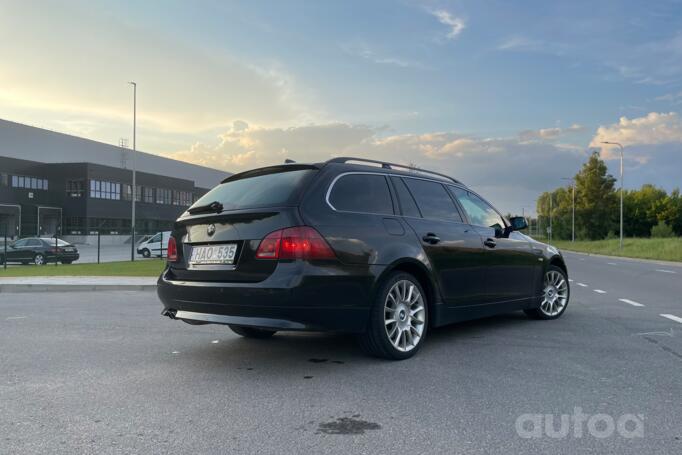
1,252,681,454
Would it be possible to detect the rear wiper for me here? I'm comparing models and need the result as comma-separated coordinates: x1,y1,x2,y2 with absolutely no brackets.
187,201,223,215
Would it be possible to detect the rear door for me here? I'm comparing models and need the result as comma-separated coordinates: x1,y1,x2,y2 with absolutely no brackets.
147,233,162,256
397,177,488,306
449,187,538,303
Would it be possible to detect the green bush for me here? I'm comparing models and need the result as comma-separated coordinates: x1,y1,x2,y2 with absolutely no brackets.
651,221,675,238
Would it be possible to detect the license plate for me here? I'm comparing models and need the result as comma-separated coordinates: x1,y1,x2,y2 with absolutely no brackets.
189,244,238,265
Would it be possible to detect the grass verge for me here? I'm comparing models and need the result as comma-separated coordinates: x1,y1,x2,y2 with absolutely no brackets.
548,237,682,262
0,260,166,277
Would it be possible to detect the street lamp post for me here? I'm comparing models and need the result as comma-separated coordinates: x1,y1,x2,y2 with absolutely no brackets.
129,81,137,261
601,141,624,249
562,177,575,242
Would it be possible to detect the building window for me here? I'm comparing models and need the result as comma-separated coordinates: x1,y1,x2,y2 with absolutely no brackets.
143,187,154,203
0,173,7,186
67,180,85,197
90,180,121,200
10,174,48,190
156,188,172,205
123,184,142,202
173,190,192,206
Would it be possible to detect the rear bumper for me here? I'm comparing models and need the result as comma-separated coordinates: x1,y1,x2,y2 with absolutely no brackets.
157,262,381,332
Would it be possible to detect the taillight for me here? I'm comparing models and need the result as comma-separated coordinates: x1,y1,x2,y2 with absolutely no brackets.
167,236,178,262
255,226,335,260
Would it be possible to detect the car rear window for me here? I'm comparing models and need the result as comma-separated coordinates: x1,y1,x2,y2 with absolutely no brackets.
403,178,463,222
192,169,316,211
328,174,394,215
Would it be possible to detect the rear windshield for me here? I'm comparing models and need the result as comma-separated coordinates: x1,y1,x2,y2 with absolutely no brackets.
192,169,316,211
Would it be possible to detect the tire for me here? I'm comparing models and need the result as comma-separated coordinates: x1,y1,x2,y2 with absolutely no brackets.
229,325,277,339
524,265,570,320
359,272,428,360
33,254,45,266
141,249,151,258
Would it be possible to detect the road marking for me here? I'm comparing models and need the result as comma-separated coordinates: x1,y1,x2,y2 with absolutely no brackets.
172,351,180,354
619,298,644,307
655,269,677,274
577,283,588,287
607,262,618,265
594,289,607,294
211,340,219,344
660,314,682,324
568,279,574,282
5,316,26,320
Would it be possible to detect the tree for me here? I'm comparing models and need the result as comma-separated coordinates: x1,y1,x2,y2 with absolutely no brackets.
573,152,617,240
623,184,669,237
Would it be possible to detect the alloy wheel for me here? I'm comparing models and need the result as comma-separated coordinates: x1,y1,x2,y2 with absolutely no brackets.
540,270,568,317
384,280,426,352
34,254,45,266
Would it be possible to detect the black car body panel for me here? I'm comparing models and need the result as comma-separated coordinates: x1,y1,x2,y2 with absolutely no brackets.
157,159,567,334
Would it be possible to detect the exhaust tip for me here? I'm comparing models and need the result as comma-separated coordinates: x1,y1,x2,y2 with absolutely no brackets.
161,309,177,319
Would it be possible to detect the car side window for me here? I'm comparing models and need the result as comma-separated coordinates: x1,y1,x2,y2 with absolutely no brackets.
450,188,505,231
328,174,394,215
27,239,42,247
403,178,462,222
12,239,27,248
390,177,421,218
150,234,161,243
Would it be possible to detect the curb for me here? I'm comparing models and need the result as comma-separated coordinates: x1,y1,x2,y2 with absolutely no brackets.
559,249,682,267
0,284,157,293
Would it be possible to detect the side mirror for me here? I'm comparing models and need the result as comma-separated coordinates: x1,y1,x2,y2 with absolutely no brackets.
509,216,528,231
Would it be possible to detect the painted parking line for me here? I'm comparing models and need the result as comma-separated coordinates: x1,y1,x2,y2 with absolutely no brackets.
568,279,574,282
619,298,644,307
594,289,607,294
655,269,677,274
660,314,682,324
607,262,618,265
577,283,588,287
5,316,27,320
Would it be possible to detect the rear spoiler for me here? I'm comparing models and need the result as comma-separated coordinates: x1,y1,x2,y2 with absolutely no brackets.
220,164,320,184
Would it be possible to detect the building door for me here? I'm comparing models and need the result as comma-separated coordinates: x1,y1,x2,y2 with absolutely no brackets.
0,204,21,240
38,206,62,237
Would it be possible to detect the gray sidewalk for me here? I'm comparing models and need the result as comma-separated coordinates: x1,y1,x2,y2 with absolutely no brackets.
0,276,157,293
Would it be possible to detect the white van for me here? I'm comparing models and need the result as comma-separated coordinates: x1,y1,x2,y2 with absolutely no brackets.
137,231,171,258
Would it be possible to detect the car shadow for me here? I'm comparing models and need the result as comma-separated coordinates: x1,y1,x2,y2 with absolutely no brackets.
171,311,535,374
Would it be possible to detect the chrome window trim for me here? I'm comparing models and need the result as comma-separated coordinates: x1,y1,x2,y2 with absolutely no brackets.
325,171,469,223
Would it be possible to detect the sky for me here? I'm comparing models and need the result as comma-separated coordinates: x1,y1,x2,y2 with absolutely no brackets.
2,0,682,214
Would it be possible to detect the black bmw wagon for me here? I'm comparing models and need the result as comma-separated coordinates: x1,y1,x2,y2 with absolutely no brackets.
158,157,569,359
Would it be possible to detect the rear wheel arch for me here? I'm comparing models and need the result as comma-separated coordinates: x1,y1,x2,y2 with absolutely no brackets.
376,259,440,326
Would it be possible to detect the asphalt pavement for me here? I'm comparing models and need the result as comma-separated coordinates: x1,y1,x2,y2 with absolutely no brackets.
1,252,681,454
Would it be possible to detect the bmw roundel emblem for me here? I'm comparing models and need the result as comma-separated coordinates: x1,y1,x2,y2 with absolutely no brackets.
207,224,216,236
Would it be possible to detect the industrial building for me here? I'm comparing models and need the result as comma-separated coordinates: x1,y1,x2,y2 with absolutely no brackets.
0,119,229,243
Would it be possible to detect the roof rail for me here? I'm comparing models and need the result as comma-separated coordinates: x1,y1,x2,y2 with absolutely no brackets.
326,157,460,184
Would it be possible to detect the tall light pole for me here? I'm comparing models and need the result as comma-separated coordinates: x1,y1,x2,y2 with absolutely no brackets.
129,81,137,261
601,141,624,249
562,177,575,242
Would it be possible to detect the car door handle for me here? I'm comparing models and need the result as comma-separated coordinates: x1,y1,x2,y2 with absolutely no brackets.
422,233,441,244
484,238,496,248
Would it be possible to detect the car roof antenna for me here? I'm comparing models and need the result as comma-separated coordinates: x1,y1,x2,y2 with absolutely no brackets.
284,158,296,164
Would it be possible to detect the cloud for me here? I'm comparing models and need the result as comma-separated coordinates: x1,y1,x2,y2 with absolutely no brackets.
166,122,588,214
339,42,429,69
590,112,682,149
655,91,682,104
429,10,466,40
519,124,585,142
